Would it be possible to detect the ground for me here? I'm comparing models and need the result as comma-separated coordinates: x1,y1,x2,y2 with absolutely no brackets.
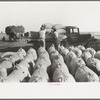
0,40,33,53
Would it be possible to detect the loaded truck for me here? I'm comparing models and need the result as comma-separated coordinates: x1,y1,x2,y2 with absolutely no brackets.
64,26,97,48
27,26,98,50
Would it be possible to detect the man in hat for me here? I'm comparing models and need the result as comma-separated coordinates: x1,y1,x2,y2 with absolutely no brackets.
39,25,46,48
53,31,60,50
53,30,67,50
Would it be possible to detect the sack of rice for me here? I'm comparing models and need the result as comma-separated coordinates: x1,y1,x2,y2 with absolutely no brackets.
52,24,64,30
72,47,82,57
4,67,29,83
56,29,66,35
81,51,92,62
68,46,75,51
51,60,69,76
94,51,100,60
86,48,96,57
34,56,51,70
17,48,26,57
64,51,77,69
29,68,50,82
41,23,53,29
0,68,7,82
46,29,53,34
75,65,99,82
77,45,85,53
86,58,100,76
52,68,75,82
69,58,86,77
60,48,69,58
48,44,56,54
50,50,59,60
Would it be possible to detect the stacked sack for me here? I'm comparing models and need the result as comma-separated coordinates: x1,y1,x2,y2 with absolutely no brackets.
58,45,99,82
0,44,100,82
0,47,37,82
29,46,51,82
41,23,53,34
52,24,66,36
40,23,67,38
48,44,75,82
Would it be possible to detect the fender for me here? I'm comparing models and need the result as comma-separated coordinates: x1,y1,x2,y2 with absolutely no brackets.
84,37,97,48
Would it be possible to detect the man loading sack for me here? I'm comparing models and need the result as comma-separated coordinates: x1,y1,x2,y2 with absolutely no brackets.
39,25,46,48
53,30,67,50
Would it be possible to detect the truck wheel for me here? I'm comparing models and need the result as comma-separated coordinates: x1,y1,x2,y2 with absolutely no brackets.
87,41,97,50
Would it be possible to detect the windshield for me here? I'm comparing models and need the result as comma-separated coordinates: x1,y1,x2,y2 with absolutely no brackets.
73,28,78,33
70,28,78,33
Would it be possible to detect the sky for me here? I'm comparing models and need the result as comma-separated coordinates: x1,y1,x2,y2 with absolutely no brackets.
0,1,100,32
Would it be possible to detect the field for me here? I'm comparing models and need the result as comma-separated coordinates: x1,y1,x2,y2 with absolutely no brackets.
0,40,33,53
81,32,100,39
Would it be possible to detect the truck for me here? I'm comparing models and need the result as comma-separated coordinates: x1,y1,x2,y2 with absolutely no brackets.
27,26,98,50
64,26,97,49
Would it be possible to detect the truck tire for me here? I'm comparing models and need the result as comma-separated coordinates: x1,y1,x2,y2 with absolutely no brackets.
86,40,97,50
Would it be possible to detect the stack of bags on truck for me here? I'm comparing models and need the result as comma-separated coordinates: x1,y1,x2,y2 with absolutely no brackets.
41,23,53,34
40,23,67,39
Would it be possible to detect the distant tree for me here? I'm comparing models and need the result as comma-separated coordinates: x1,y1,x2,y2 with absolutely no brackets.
17,25,25,34
5,25,25,41
5,26,14,41
5,26,11,35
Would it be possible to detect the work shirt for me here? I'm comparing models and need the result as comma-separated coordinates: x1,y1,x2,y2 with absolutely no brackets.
39,29,46,39
54,31,59,39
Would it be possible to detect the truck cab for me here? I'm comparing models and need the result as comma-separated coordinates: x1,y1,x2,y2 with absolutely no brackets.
65,26,97,49
65,26,79,43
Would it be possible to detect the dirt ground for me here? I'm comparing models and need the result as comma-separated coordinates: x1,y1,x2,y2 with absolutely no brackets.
0,40,34,52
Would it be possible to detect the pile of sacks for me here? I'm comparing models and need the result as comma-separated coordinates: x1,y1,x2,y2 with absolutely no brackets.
0,44,100,82
0,47,37,82
40,23,66,37
58,45,100,82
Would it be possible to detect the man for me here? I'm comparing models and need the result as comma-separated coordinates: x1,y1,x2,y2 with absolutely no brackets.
39,25,46,48
53,31,60,50
53,30,67,50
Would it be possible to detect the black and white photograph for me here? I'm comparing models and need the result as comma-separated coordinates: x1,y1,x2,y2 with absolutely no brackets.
0,1,100,99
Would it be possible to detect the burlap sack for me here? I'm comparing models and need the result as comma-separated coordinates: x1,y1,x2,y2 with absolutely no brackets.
64,51,77,69
72,47,82,57
94,51,100,60
75,65,99,82
42,23,53,29
4,67,29,82
86,58,100,76
52,24,64,30
29,68,50,82
69,58,86,77
52,68,75,82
